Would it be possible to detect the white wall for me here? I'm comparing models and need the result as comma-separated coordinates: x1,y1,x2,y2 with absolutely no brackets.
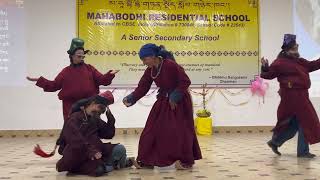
1,0,320,130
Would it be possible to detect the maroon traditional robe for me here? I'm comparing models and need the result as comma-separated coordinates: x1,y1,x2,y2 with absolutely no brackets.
56,111,117,176
261,56,320,144
36,63,114,120
131,59,202,166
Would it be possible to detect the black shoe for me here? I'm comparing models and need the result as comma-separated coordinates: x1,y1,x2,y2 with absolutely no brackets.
94,165,106,177
133,160,154,169
297,153,316,158
125,157,135,168
267,141,281,156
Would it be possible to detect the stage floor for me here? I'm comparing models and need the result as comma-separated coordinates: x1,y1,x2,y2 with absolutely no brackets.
0,133,319,180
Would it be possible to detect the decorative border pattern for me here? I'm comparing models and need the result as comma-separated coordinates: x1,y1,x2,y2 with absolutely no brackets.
0,126,273,138
87,50,259,57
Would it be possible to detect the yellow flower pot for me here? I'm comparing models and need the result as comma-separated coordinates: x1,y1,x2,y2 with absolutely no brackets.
195,116,213,135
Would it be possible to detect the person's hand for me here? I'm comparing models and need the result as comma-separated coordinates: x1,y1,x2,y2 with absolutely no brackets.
26,76,39,82
169,100,177,110
110,70,120,75
91,152,102,160
261,57,269,67
123,97,132,107
105,106,111,116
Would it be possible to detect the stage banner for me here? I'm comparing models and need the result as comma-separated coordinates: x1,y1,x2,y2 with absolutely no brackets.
77,0,259,88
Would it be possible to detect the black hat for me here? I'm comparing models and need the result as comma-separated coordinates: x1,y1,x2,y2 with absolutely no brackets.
281,34,297,50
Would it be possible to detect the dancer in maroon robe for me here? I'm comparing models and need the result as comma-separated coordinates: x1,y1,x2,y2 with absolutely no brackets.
261,34,320,158
26,38,119,120
123,43,202,169
56,91,134,176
